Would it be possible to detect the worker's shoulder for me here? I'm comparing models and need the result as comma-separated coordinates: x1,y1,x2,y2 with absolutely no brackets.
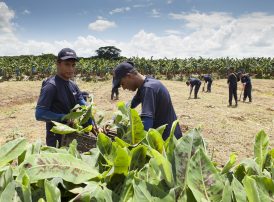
143,77,165,89
42,76,56,87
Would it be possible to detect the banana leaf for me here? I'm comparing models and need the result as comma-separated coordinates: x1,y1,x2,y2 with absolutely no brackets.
242,175,261,202
231,176,246,202
220,180,232,202
130,145,147,170
129,109,146,144
150,148,174,188
221,153,237,174
44,179,61,202
0,181,19,202
147,129,164,154
0,138,27,167
187,148,224,202
50,121,77,135
254,130,269,171
173,128,205,189
18,153,99,184
114,146,130,175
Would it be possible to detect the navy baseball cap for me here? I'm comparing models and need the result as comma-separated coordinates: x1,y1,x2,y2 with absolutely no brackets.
113,61,135,88
57,48,79,61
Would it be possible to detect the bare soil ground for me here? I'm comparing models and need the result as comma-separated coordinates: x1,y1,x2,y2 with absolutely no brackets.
0,78,273,165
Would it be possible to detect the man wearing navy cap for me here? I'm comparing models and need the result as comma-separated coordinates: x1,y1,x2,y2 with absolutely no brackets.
186,78,201,99
35,48,89,147
238,72,252,102
227,67,239,107
113,61,182,140
201,74,213,92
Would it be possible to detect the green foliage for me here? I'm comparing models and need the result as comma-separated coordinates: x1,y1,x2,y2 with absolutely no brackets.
95,46,121,59
0,138,27,167
187,148,224,202
0,104,273,201
1,55,274,81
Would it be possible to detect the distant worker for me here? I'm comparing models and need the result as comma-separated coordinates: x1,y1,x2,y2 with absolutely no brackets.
111,76,119,100
186,78,201,99
201,74,213,92
112,61,182,140
239,72,252,102
227,67,239,107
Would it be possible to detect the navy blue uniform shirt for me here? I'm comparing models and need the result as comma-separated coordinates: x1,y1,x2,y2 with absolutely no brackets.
189,78,201,86
241,75,252,87
203,75,212,82
36,75,84,145
227,73,238,87
131,77,182,140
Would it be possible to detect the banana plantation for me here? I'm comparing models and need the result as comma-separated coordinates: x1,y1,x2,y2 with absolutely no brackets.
0,55,273,81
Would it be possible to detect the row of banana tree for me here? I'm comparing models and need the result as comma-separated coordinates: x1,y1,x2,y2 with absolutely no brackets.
0,102,273,201
0,55,274,81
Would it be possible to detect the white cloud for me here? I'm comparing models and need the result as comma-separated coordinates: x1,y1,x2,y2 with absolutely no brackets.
22,9,30,15
169,11,233,29
109,7,130,15
0,2,18,45
167,0,173,4
165,29,181,35
151,9,160,18
0,2,15,35
88,18,116,32
1,4,274,59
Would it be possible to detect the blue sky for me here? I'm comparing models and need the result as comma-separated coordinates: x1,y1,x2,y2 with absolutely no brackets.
1,0,274,58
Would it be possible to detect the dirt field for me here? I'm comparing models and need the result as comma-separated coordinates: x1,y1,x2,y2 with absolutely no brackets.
0,78,273,165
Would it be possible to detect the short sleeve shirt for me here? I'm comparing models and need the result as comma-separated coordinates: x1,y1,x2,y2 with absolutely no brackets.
132,77,182,140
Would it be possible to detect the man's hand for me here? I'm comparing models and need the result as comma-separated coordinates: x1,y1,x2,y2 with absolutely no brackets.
61,114,75,127
66,119,74,127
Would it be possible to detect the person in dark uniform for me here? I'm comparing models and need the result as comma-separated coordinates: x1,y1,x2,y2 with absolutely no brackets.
239,72,252,102
35,48,90,147
186,78,201,99
227,67,238,107
113,61,182,140
201,74,213,92
111,76,119,100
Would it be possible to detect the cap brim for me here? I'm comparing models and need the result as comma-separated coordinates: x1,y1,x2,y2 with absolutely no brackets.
60,56,79,61
113,77,121,88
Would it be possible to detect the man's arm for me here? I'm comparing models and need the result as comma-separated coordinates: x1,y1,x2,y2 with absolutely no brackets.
35,82,65,122
140,88,155,130
35,106,65,122
78,98,87,106
131,94,141,108
141,116,153,131
189,86,193,98
227,74,232,84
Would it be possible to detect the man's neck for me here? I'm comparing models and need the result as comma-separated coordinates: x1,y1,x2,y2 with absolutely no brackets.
136,73,146,88
57,73,70,81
